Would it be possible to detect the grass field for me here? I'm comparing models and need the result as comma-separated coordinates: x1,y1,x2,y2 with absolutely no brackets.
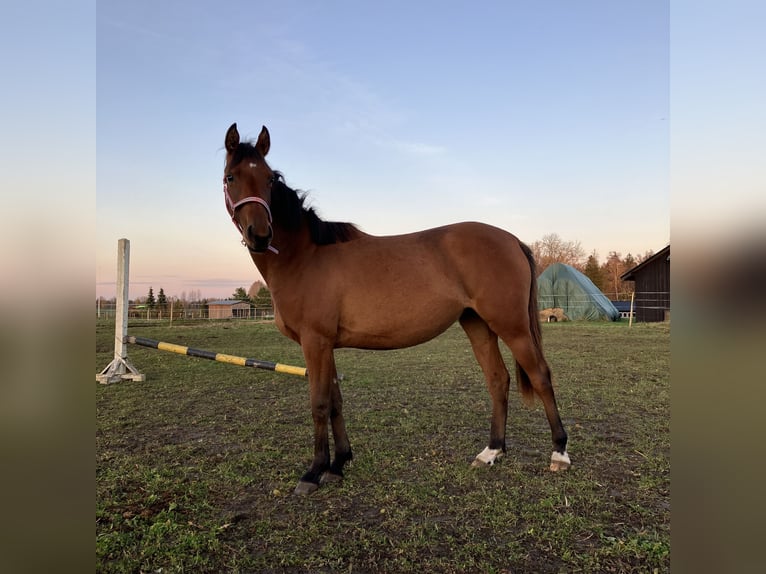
96,319,669,573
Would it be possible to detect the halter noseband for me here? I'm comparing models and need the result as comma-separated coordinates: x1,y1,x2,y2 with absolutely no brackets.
223,173,279,254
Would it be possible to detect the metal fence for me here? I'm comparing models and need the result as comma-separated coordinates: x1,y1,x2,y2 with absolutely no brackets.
95,301,275,322
538,292,670,322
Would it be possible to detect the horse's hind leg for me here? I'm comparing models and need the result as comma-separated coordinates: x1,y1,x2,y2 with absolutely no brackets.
502,332,570,471
460,310,511,467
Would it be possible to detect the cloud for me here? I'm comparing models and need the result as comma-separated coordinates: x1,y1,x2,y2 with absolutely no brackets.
252,33,447,161
392,141,447,157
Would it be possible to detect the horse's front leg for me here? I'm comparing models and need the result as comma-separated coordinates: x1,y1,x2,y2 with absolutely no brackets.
294,337,335,495
325,368,353,481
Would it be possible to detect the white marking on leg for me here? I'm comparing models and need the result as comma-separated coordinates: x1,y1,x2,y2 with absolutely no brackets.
474,446,503,466
550,451,570,464
549,450,571,471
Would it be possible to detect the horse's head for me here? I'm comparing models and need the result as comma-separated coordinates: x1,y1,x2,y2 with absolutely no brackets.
224,122,278,254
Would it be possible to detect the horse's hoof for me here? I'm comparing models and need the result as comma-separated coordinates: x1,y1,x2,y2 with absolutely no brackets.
549,450,571,472
294,480,320,495
320,472,343,484
472,446,503,467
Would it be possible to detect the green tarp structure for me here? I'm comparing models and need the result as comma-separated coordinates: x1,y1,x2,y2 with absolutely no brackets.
537,263,620,321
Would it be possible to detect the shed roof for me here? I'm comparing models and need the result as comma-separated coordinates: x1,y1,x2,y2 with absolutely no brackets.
208,299,250,306
621,245,670,281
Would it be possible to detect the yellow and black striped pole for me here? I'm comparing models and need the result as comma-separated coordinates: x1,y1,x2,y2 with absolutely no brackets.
126,336,307,378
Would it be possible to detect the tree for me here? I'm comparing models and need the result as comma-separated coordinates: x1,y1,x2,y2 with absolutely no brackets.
601,252,633,300
583,251,606,292
637,250,655,264
248,280,267,300
624,253,637,271
146,287,156,310
232,287,250,302
530,233,586,273
253,286,272,308
157,288,168,314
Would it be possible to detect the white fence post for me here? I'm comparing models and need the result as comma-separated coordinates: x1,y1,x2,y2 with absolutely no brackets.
97,238,145,384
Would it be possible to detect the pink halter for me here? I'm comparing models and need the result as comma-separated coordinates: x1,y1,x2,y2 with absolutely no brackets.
224,178,279,254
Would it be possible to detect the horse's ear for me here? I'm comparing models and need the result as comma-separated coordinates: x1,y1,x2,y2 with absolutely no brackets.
225,123,239,154
256,125,270,157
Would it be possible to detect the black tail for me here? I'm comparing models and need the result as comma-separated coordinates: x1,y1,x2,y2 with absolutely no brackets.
515,241,546,406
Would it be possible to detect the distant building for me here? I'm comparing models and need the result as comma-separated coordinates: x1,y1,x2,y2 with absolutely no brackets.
620,245,670,322
611,300,636,320
208,300,251,319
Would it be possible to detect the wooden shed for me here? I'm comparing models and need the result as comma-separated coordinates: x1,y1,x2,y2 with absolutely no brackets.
208,300,251,319
620,245,670,322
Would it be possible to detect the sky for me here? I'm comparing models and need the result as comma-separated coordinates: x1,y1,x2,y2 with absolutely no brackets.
95,0,673,300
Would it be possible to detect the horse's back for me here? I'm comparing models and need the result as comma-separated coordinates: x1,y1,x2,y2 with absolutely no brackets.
352,221,526,262
334,221,527,284
394,221,532,288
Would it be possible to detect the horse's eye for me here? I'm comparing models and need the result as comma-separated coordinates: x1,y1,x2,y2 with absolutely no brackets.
226,175,234,183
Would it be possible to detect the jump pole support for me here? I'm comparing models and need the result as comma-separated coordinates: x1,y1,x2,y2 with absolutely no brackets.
97,238,146,384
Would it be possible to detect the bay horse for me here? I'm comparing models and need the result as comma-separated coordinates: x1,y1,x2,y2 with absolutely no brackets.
223,123,570,495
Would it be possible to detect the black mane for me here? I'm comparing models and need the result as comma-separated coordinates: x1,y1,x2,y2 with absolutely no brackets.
231,142,360,246
270,173,361,246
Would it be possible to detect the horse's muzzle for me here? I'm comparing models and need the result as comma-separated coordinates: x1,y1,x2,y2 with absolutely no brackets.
244,223,274,253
